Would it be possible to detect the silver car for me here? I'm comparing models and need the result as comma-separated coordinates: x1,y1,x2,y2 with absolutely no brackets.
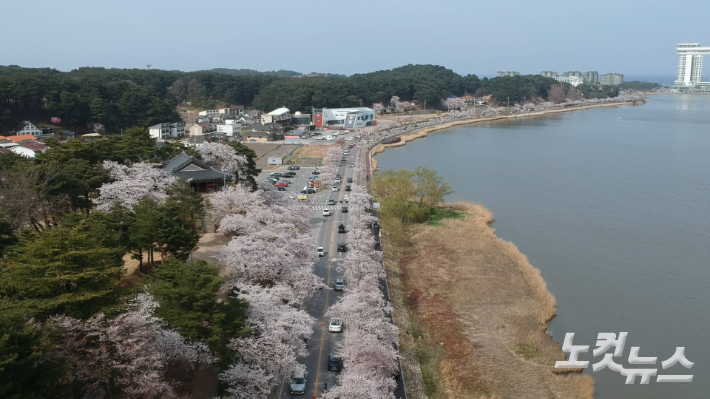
289,367,308,395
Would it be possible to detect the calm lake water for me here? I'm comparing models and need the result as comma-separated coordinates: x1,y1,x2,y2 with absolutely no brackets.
375,95,710,398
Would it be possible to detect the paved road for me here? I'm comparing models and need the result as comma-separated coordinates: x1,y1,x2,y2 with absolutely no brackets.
258,131,406,399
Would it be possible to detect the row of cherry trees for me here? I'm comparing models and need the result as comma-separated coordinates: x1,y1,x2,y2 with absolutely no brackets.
210,183,323,398
322,148,400,398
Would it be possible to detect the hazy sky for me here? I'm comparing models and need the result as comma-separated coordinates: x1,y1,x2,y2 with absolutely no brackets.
2,0,707,78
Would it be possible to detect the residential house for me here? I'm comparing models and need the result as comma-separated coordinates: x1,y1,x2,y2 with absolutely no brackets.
162,151,230,192
10,141,49,158
189,122,216,137
219,105,245,116
148,122,185,140
13,121,43,136
261,107,291,125
216,120,241,139
184,134,205,148
0,136,19,150
198,109,220,117
80,133,102,142
242,123,284,142
7,134,37,145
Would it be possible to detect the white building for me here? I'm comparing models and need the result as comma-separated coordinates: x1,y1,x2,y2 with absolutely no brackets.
314,107,376,129
216,120,242,138
497,71,521,77
675,43,710,85
198,109,220,117
556,75,585,87
13,121,43,136
148,122,186,140
261,107,291,124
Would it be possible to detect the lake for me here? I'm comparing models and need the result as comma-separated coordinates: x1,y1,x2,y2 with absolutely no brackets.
375,94,710,398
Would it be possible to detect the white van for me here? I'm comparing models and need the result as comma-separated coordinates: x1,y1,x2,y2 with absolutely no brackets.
325,135,333,140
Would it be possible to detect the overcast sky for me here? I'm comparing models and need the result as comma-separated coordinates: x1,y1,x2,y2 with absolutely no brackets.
2,0,707,78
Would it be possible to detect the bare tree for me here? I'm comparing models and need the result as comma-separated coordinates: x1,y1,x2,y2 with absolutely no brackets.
548,84,567,104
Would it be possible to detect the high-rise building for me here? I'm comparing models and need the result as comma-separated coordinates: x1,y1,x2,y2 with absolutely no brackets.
540,71,558,78
583,71,599,84
600,73,624,86
497,71,521,77
675,43,710,85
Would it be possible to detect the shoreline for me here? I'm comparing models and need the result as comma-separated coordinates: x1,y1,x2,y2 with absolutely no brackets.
370,100,640,172
379,201,593,398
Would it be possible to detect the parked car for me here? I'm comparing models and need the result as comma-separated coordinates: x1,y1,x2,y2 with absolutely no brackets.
328,319,344,333
323,209,331,217
327,355,343,372
334,278,345,290
317,247,325,257
277,187,287,191
288,165,301,170
341,206,348,213
283,172,296,177
274,182,288,187
337,242,347,252
327,199,336,205
312,171,321,175
289,367,308,395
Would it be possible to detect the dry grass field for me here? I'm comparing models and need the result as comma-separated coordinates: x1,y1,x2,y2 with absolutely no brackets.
290,144,330,159
382,202,593,399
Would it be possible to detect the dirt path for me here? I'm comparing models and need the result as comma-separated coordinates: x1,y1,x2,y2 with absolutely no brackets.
394,202,593,399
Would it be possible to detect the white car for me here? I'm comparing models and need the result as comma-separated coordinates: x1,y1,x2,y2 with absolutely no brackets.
343,195,349,202
346,137,353,141
328,319,344,333
317,247,325,257
350,164,355,167
334,178,341,184
323,209,331,217
331,186,338,192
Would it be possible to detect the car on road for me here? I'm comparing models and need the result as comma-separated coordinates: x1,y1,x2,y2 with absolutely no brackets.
350,163,355,167
274,182,288,187
323,209,331,216
334,278,345,290
288,165,300,170
317,247,325,257
327,355,343,371
301,188,316,194
345,185,351,191
308,176,318,181
347,178,353,183
343,195,349,202
327,199,336,205
328,319,344,333
312,171,321,175
338,224,346,233
337,242,347,252
334,178,341,184
341,206,348,213
331,186,338,192
335,174,342,179
289,367,308,395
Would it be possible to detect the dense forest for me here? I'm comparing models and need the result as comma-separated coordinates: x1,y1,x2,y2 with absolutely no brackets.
618,81,663,91
0,64,622,134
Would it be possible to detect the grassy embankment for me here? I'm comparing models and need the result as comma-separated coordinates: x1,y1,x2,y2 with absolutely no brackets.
380,201,594,399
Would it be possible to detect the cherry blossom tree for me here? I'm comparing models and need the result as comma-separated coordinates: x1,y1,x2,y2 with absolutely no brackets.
51,116,61,124
219,364,273,399
321,373,396,399
208,185,265,226
444,97,465,112
372,103,385,114
96,161,178,211
390,96,404,113
198,142,247,182
49,293,213,399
